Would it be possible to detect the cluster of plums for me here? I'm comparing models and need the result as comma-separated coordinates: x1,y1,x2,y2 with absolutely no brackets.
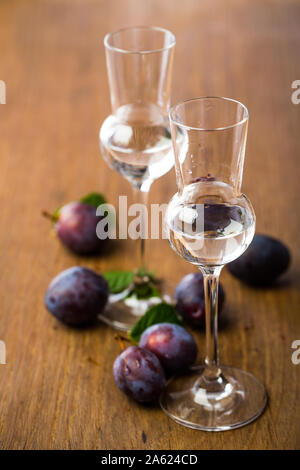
44,266,199,403
114,323,198,403
44,196,291,404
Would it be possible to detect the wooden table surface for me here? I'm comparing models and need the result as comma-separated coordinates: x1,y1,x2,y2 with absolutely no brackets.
0,0,299,450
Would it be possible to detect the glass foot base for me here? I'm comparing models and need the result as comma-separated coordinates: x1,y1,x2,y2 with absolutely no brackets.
160,366,267,431
98,297,148,331
98,281,174,331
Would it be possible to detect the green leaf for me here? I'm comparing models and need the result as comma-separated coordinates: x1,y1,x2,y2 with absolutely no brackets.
130,302,182,343
136,266,156,281
80,192,106,208
103,270,134,294
130,282,160,299
137,266,148,277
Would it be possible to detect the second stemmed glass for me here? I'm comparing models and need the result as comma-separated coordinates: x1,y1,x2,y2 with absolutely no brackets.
160,97,267,431
99,26,176,331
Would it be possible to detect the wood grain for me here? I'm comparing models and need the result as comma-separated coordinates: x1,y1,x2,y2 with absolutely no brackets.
0,0,299,450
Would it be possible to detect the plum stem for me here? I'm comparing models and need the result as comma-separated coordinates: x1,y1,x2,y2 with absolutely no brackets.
41,210,56,222
114,334,130,351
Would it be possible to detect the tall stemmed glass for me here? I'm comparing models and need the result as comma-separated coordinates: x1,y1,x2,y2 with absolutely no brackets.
99,26,176,330
161,97,267,431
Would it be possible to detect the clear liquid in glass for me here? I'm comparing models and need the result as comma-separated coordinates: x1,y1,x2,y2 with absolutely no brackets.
166,181,255,266
100,103,174,190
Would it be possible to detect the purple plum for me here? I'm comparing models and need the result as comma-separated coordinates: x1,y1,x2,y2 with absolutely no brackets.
175,272,225,328
45,266,108,325
113,346,166,403
139,323,198,374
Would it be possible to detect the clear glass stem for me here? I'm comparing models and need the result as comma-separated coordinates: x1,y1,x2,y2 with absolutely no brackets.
199,265,223,381
132,187,149,269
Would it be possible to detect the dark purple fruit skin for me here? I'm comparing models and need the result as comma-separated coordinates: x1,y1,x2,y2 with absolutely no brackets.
113,346,166,403
139,323,198,374
227,234,291,286
45,267,108,325
203,204,242,232
191,175,215,183
56,202,106,255
175,272,225,328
